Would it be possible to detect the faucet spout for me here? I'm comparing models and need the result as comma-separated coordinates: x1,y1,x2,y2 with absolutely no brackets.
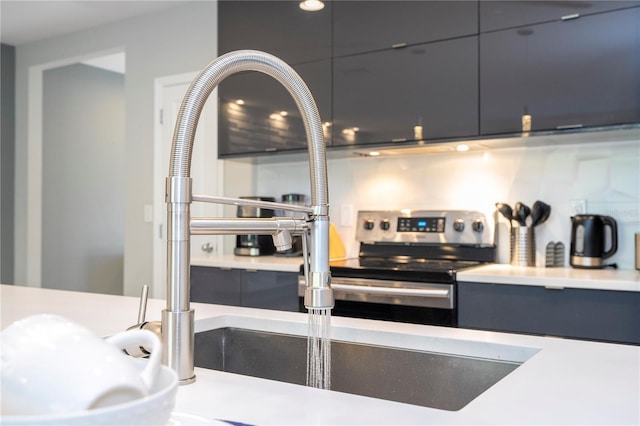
164,50,333,383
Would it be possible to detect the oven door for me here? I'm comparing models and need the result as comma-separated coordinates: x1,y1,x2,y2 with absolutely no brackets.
298,276,457,326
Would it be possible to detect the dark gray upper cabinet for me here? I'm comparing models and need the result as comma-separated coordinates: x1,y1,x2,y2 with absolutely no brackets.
480,0,640,32
218,0,331,64
333,37,479,146
333,1,478,57
217,2,639,157
217,1,331,157
480,7,640,135
218,59,331,156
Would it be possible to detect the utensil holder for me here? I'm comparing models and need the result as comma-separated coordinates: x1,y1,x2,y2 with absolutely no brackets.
511,226,536,266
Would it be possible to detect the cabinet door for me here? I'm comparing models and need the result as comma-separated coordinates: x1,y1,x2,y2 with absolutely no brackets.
242,270,299,312
480,0,640,32
217,1,332,157
218,1,331,64
333,1,477,57
218,59,331,156
190,266,242,306
333,37,478,146
458,282,640,345
480,8,640,135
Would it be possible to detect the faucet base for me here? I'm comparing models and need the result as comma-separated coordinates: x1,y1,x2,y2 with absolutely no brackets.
178,376,197,386
162,308,196,384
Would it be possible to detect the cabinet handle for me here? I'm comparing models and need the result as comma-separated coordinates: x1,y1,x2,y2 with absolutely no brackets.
391,42,407,49
556,124,583,130
392,138,407,143
246,269,258,273
544,285,565,290
561,13,580,21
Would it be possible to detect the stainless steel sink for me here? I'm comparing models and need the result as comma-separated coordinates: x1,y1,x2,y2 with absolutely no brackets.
194,327,523,411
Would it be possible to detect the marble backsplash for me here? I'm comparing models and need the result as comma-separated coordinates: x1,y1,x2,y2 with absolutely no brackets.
232,139,639,270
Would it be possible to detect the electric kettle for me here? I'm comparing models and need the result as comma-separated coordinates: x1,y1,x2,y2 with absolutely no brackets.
570,214,618,269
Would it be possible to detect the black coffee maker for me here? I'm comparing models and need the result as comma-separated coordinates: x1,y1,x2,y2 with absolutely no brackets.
234,196,276,256
570,214,618,269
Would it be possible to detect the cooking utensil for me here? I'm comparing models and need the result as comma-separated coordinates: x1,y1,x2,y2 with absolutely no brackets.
538,201,551,225
495,203,513,224
514,202,530,226
531,200,551,226
530,201,543,227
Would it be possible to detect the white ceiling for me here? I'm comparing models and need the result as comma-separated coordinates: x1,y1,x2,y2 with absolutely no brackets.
0,0,192,46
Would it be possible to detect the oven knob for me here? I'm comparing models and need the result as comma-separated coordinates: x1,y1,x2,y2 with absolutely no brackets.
380,219,391,231
363,219,375,230
453,219,465,232
472,219,484,233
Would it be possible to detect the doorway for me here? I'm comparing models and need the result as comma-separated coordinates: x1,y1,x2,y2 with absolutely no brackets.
41,61,125,294
26,49,125,294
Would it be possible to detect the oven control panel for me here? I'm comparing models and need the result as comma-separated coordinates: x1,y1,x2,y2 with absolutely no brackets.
356,210,494,246
397,217,445,233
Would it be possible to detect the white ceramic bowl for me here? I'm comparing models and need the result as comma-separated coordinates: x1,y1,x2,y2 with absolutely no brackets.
0,361,178,426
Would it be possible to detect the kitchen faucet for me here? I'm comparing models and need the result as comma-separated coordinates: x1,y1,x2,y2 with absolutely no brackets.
163,50,333,383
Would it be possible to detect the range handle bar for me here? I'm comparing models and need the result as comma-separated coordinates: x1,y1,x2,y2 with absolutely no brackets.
298,276,454,309
331,283,449,298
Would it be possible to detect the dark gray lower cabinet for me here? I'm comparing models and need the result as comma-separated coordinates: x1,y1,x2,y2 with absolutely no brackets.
191,266,242,306
190,266,299,312
458,282,640,345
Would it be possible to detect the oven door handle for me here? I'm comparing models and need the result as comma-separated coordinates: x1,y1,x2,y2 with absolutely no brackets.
330,283,450,299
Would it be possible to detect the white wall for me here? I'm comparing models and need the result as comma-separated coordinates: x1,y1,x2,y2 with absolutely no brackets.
14,2,218,295
249,138,640,270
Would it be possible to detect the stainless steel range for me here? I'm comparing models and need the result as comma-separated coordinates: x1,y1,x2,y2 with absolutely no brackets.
299,210,496,326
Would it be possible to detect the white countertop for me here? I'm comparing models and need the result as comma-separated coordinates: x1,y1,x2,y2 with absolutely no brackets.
1,284,638,425
191,254,302,273
458,264,640,292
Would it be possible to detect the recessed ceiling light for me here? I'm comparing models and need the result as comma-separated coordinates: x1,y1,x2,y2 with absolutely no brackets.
279,111,288,116
235,99,245,105
299,0,325,12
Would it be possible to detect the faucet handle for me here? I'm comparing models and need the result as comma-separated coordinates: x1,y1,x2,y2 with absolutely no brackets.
125,285,162,357
137,284,150,324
